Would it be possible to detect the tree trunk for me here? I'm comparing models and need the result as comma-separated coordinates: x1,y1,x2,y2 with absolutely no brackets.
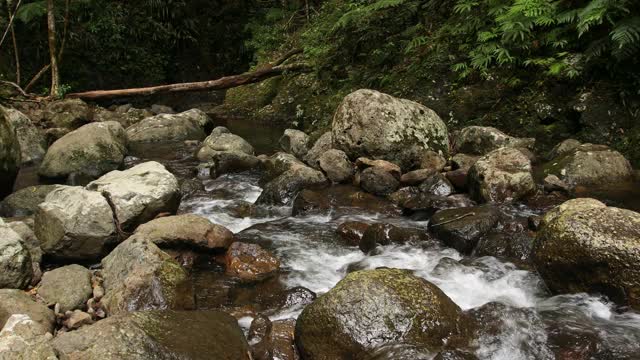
46,0,60,97
7,0,20,85
65,63,310,101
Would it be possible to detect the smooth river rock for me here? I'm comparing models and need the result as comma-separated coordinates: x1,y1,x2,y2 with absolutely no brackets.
134,214,235,251
37,264,92,313
126,109,212,144
468,147,535,203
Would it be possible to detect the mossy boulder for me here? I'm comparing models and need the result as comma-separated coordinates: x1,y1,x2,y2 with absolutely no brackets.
429,205,501,254
0,106,21,199
125,109,212,144
133,214,235,251
38,121,127,181
43,98,91,129
533,198,640,309
5,108,47,165
468,147,535,203
332,89,449,170
295,268,467,359
453,126,534,156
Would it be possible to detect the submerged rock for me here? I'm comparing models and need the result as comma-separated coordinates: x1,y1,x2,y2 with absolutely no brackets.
359,223,431,253
0,106,21,199
295,268,466,359
35,185,117,261
332,89,449,170
430,205,501,254
279,129,310,159
38,121,127,181
37,264,92,313
101,236,193,315
134,214,235,251
126,109,211,144
86,161,181,230
533,198,640,309
225,242,280,282
52,310,250,360
453,126,534,155
468,147,535,203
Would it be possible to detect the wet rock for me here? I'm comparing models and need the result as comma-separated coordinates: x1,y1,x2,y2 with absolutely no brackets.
304,131,333,169
5,108,47,165
262,152,305,182
453,126,534,155
419,173,455,196
39,121,127,181
401,193,475,216
418,150,447,172
363,344,434,360
332,89,449,170
355,157,402,179
543,174,570,193
295,268,466,359
336,221,371,246
388,186,420,206
0,314,57,360
318,149,355,183
434,350,479,360
101,236,193,315
360,167,400,196
0,185,61,217
43,98,90,129
126,109,212,144
401,169,437,186
0,106,21,199
279,129,310,159
0,224,32,289
35,185,117,261
52,310,250,360
451,153,479,171
446,169,469,191
63,309,94,330
0,289,55,333
528,215,542,231
37,264,92,313
134,214,235,251
359,223,431,253
249,314,272,359
542,143,633,190
532,199,640,309
256,165,327,206
206,151,260,177
547,138,581,160
475,231,534,263
468,147,535,203
86,161,181,230
291,186,400,217
430,205,501,254
225,242,280,282
196,132,254,161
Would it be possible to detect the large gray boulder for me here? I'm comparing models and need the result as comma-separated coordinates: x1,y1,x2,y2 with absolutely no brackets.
0,106,21,199
430,205,501,254
542,143,633,190
0,224,32,289
52,310,250,360
126,109,211,144
100,236,192,315
35,186,117,261
279,129,309,159
318,149,354,183
256,165,327,206
304,131,333,169
332,89,449,170
133,214,235,251
453,126,534,155
38,121,127,180
0,289,55,333
533,198,640,310
37,264,92,313
93,106,153,128
86,161,181,230
295,268,466,359
43,98,91,129
0,313,57,360
468,147,535,203
196,131,254,161
5,108,47,165
0,185,61,217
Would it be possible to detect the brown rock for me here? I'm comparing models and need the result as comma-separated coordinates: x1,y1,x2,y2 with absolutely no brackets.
401,169,437,186
134,214,235,251
225,242,280,282
336,222,371,246
355,157,401,179
64,310,94,330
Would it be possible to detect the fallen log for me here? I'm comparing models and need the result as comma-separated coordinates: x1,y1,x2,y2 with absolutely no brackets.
65,62,310,101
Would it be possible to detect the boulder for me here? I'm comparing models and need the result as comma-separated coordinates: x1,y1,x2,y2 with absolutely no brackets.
37,264,92,313
256,165,327,206
401,193,475,217
126,109,211,144
360,167,400,196
419,173,455,197
291,186,400,217
336,221,371,246
93,106,153,128
279,129,310,158
295,268,466,359
196,132,254,161
52,310,250,360
304,131,333,169
542,143,633,189
418,150,447,172
430,205,501,254
468,147,535,203
5,108,47,165
250,317,298,360
451,153,479,171
0,185,61,217
38,121,127,180
86,161,181,230
547,138,581,160
262,152,305,182
332,89,449,170
43,98,90,129
453,126,534,155
0,106,21,199
359,223,431,253
355,157,402,179
0,225,32,289
205,151,260,178
35,186,117,261
101,236,193,315
6,221,42,283
225,242,280,282
0,313,57,360
0,289,55,333
533,199,640,309
134,214,235,251
401,169,436,186
318,149,354,183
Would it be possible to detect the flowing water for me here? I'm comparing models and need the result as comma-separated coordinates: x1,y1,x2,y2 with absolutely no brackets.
124,121,640,359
